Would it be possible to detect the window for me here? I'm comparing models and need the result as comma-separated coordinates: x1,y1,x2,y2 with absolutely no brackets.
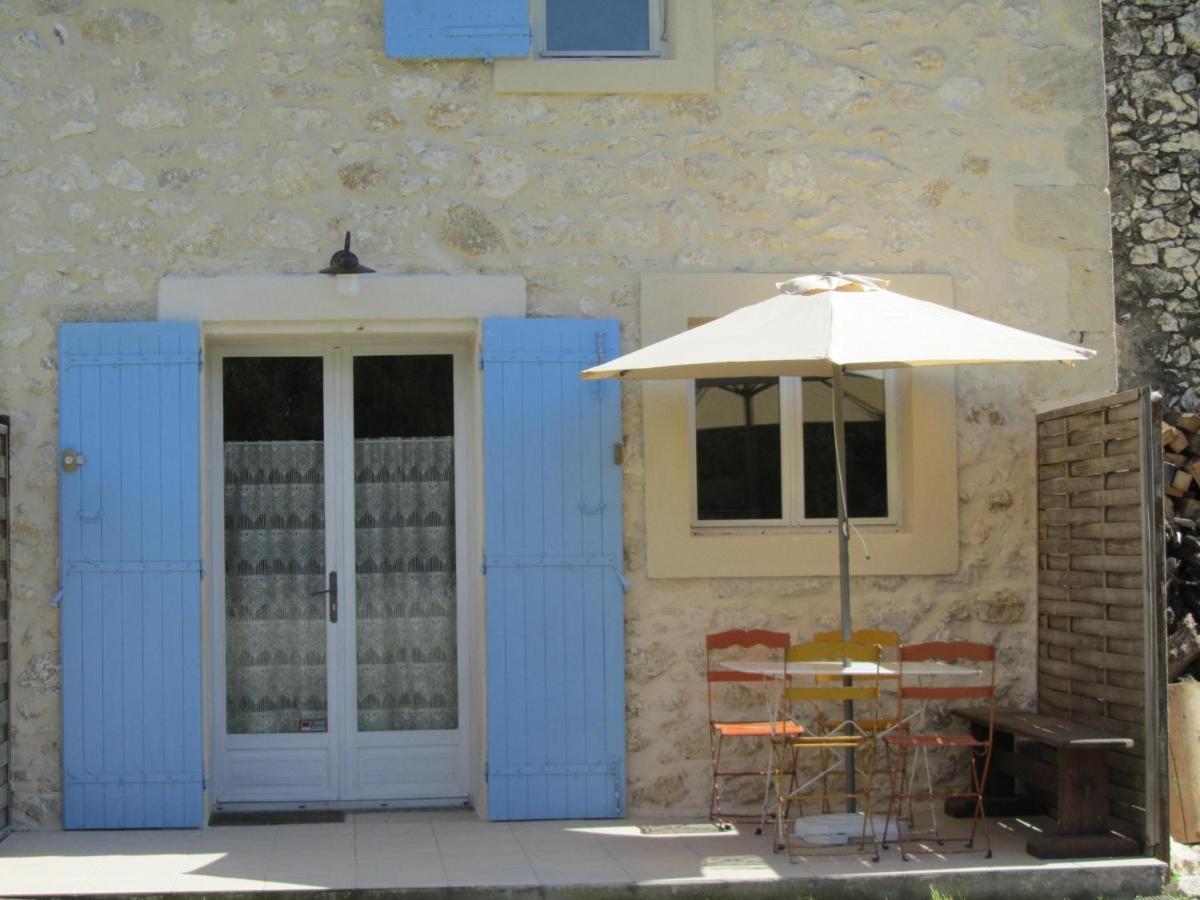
640,272,958,579
537,0,663,57
493,0,713,94
694,372,895,526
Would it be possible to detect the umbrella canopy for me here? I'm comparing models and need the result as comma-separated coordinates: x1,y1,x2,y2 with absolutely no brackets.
581,273,1094,382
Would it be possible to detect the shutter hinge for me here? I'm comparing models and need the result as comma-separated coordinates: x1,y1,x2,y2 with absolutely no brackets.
484,762,489,784
477,353,484,370
590,331,607,400
480,556,486,575
613,441,624,466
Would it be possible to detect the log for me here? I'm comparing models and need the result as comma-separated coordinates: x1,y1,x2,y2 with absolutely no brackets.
1173,469,1195,493
1168,682,1200,844
1171,496,1200,518
1178,412,1200,433
1164,423,1190,452
1168,613,1200,679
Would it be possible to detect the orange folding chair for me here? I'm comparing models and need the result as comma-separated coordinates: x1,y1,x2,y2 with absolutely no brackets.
706,629,803,831
775,639,882,861
881,641,996,860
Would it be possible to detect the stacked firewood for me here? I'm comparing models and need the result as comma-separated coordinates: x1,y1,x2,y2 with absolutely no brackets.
1163,412,1200,682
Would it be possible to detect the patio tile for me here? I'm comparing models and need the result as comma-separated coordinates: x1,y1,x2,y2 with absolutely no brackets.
530,858,632,886
354,819,438,853
354,856,447,890
351,809,433,824
444,863,540,889
261,863,358,890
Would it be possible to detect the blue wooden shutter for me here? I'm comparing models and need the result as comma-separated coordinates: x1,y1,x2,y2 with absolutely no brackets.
482,318,626,820
59,322,203,829
384,0,531,60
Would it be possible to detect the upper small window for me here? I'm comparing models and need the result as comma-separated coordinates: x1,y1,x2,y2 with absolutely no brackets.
538,0,663,58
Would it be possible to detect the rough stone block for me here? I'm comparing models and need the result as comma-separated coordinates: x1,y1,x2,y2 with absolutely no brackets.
1066,118,1112,185
1068,251,1117,331
1007,46,1105,113
1014,185,1112,250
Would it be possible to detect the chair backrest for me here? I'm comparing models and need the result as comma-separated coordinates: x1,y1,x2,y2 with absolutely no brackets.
812,627,901,649
783,640,882,704
705,629,789,726
896,641,995,703
705,629,789,683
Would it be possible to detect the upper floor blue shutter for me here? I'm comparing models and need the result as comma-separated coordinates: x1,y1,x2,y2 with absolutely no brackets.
384,0,531,60
482,317,626,820
59,322,203,829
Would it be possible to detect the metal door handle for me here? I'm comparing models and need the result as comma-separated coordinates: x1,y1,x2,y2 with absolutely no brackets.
311,571,337,623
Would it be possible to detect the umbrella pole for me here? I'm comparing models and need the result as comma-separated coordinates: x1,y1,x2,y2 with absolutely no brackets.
831,364,856,811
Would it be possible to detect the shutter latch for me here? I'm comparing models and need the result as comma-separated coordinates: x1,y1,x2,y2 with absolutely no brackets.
61,449,85,472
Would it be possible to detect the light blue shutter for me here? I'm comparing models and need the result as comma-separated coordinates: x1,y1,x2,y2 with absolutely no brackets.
482,318,626,820
384,0,531,60
59,322,203,829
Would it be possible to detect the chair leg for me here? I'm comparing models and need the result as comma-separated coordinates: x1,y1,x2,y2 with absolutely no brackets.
710,732,723,825
965,744,993,857
894,746,912,860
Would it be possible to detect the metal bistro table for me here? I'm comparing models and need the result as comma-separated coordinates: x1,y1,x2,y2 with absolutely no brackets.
719,658,981,829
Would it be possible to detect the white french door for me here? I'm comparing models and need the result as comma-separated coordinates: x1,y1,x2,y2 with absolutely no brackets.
210,341,470,806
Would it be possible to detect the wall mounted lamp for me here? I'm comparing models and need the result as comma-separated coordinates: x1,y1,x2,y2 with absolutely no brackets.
320,231,374,297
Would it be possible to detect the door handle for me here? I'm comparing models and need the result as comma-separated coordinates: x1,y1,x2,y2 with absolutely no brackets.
311,571,338,623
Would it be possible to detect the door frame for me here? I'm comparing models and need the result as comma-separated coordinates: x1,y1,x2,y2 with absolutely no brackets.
205,334,476,809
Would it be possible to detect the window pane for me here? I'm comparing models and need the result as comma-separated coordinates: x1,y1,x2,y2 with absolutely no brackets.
545,0,651,52
695,378,782,520
353,355,458,733
802,373,889,519
222,357,327,735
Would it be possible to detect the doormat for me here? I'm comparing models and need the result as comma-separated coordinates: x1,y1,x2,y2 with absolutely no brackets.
209,810,345,826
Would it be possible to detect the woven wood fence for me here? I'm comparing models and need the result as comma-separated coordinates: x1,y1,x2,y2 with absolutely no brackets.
0,415,9,837
1036,388,1167,859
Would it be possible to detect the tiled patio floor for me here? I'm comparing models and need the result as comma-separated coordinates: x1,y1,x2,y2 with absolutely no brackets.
0,810,1167,898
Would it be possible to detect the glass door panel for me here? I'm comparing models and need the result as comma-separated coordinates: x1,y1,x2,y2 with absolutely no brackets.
352,355,458,732
222,356,328,735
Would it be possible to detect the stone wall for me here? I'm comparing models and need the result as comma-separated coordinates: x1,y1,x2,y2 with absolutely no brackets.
1104,1,1200,404
0,0,1116,826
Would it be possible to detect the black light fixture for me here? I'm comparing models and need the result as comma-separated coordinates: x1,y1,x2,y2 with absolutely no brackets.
320,231,374,296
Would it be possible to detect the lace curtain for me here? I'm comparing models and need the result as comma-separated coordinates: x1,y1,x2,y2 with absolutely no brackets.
224,440,327,735
224,437,457,735
355,437,457,732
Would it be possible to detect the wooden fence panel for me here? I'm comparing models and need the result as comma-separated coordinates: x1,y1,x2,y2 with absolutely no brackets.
1036,389,1167,860
0,415,9,838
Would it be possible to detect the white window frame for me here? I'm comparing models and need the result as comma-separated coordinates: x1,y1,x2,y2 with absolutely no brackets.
689,372,902,531
534,0,665,59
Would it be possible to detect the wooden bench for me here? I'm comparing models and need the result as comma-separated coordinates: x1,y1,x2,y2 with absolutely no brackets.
949,708,1141,859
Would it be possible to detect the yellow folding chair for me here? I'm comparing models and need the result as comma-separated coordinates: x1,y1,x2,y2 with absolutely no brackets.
775,639,882,861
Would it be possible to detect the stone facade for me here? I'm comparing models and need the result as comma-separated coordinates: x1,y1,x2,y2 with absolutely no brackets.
0,1,1116,827
1104,1,1200,403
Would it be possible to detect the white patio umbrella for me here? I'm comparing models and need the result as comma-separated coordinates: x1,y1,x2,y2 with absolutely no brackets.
582,273,1095,805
